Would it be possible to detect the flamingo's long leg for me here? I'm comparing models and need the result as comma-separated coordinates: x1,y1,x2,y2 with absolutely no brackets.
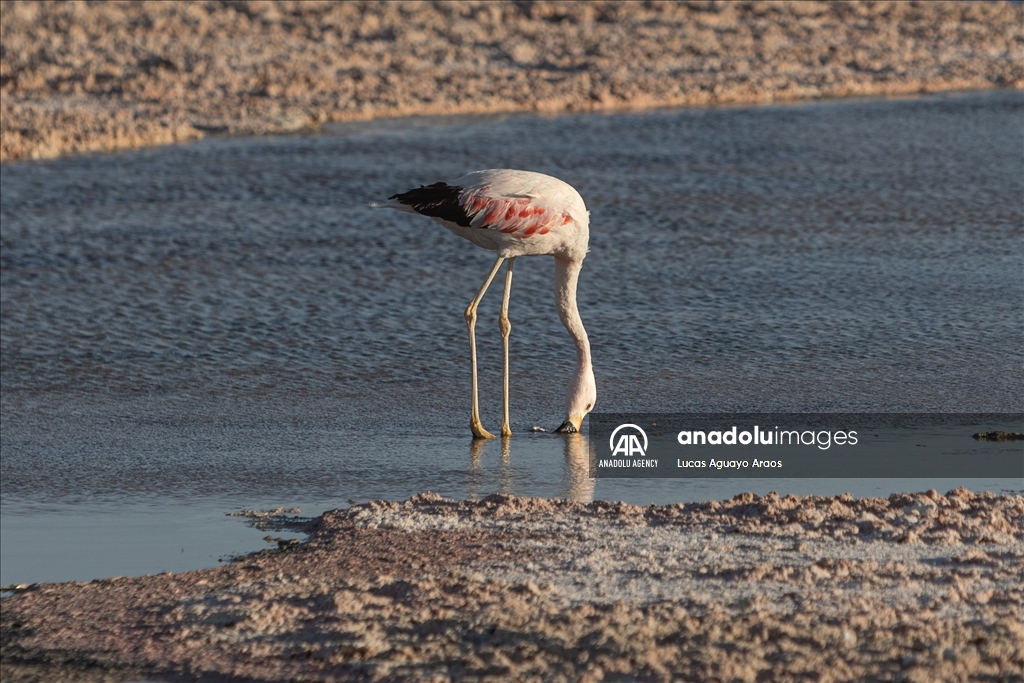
499,257,516,437
465,256,505,439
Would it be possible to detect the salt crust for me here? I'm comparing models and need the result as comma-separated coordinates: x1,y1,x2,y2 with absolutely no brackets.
3,488,1022,681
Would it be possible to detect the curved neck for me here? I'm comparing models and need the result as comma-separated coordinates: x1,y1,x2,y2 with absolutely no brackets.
554,256,591,370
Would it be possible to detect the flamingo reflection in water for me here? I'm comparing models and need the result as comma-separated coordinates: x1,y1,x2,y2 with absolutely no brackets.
467,433,594,503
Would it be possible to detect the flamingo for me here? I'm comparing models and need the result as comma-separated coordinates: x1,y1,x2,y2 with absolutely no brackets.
377,169,596,439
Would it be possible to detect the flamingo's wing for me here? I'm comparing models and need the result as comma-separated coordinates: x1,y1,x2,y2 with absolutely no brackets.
459,186,572,238
388,170,585,240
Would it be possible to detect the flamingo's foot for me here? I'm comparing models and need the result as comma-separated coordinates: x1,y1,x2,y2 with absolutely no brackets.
471,420,497,440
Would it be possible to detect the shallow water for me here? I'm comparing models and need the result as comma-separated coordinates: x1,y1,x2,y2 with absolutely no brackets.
2,91,1022,585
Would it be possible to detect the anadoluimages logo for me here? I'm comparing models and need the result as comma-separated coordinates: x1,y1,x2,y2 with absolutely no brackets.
610,424,648,457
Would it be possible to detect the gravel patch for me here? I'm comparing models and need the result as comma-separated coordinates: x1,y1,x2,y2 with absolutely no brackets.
2,0,1021,162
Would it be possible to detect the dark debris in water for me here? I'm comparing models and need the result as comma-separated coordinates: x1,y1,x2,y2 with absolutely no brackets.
972,431,1024,442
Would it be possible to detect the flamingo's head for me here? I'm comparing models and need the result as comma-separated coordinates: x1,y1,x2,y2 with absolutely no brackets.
555,364,596,434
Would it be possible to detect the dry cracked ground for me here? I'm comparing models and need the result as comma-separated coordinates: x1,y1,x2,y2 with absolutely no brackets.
1,0,1022,162
2,488,1023,682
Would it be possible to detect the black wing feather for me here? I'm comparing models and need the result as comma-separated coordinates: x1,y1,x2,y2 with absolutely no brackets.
389,182,473,227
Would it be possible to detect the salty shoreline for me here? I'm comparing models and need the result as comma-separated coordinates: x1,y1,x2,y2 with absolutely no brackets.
3,489,1022,682
2,0,1022,162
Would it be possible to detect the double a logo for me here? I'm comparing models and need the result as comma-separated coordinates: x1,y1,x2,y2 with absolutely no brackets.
609,424,648,457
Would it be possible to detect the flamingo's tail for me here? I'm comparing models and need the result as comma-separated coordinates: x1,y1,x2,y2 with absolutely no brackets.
369,198,417,213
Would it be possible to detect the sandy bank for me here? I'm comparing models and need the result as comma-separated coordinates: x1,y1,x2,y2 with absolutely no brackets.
2,489,1022,682
1,1,1021,162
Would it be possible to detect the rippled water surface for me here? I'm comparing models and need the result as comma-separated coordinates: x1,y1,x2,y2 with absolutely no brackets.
2,91,1022,584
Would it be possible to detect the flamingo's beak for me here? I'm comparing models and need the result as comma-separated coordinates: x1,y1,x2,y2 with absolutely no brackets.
555,415,583,433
